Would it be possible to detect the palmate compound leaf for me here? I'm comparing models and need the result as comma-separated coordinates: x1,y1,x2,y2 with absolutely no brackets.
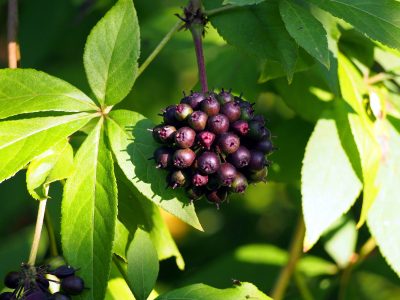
155,282,272,300
126,228,159,300
301,116,362,250
0,112,94,183
0,69,98,120
203,0,298,82
368,122,400,277
106,110,202,231
26,138,74,200
308,0,400,52
61,118,118,300
83,0,140,106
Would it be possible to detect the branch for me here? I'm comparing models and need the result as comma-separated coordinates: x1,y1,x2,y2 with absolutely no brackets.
7,0,19,68
28,200,47,265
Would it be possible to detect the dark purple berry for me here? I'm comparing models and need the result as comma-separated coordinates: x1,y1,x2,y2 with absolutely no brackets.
153,147,173,169
252,115,265,124
174,127,196,148
173,149,196,169
228,146,251,168
175,103,193,121
249,167,268,183
4,271,19,289
53,293,71,300
248,120,270,140
206,175,220,191
201,96,220,116
186,187,205,201
36,276,50,290
197,131,215,149
255,138,274,154
206,188,228,208
0,292,13,300
230,172,248,193
248,151,266,171
238,101,254,121
51,265,76,279
25,290,47,300
197,152,220,174
61,276,85,295
217,133,240,154
207,114,229,134
181,92,206,109
188,111,208,131
217,163,237,186
162,105,177,124
152,125,176,144
231,120,249,136
169,170,188,189
220,102,241,122
192,173,208,187
217,89,234,104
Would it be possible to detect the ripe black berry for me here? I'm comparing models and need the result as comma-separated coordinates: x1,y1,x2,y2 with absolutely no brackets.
186,186,205,201
248,120,270,140
51,265,76,279
173,148,196,168
220,101,241,122
61,276,85,295
231,120,249,136
192,173,208,186
230,172,248,193
255,138,274,154
0,292,13,300
238,102,254,121
25,290,47,300
228,146,251,168
175,127,196,148
152,125,176,143
206,188,228,208
188,111,208,131
162,105,178,125
169,170,188,189
153,147,173,169
217,89,234,104
217,132,240,154
248,150,266,170
217,163,237,186
4,271,20,289
175,103,193,121
181,92,206,109
53,292,72,300
197,131,215,149
197,152,220,174
201,95,220,116
207,114,229,134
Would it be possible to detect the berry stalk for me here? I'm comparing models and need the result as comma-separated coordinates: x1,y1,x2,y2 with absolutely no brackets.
28,200,47,265
191,31,208,93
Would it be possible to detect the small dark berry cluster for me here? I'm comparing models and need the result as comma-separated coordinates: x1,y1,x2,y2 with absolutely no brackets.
151,89,275,208
0,264,84,300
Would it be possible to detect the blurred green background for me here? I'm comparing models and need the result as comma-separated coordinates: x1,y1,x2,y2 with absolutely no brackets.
1,0,400,299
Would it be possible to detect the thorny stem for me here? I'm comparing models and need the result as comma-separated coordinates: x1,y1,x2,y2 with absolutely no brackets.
205,4,238,16
45,211,59,257
28,200,47,265
136,20,183,79
7,0,19,68
338,237,376,300
271,216,305,300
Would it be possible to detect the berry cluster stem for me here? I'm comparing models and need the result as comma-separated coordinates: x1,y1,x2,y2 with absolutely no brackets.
28,200,47,265
7,0,19,68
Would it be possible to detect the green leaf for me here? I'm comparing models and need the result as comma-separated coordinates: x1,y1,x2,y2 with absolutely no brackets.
156,282,272,300
106,110,202,231
302,117,362,250
116,172,185,269
0,69,98,119
61,119,118,300
308,0,400,51
127,228,159,300
204,0,298,81
83,0,140,106
323,216,357,268
222,0,265,5
279,0,330,68
26,139,74,200
0,113,93,183
368,123,400,277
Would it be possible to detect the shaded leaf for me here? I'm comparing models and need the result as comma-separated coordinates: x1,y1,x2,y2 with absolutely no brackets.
156,282,271,300
26,139,74,200
127,228,159,300
0,113,93,183
84,0,140,106
0,69,97,120
106,109,202,230
302,117,362,250
61,119,118,300
279,0,330,68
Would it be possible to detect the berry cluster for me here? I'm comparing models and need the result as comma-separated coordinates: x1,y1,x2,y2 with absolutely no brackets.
151,89,275,207
0,264,84,300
